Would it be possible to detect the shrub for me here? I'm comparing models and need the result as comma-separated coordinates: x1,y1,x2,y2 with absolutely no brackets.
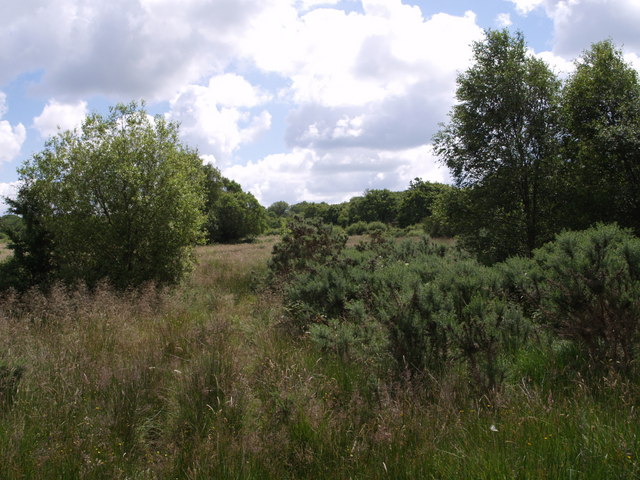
280,234,530,390
268,216,347,280
505,224,640,371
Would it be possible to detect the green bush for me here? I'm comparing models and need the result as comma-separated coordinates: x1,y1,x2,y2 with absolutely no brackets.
268,216,347,281
506,224,640,371
345,221,388,236
280,234,530,390
6,102,206,290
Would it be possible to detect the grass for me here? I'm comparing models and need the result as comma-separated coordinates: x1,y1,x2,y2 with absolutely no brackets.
0,242,11,262
0,237,638,478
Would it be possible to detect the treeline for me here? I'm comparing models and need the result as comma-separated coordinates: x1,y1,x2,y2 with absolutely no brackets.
432,31,640,263
267,33,640,263
265,178,453,236
2,29,640,291
264,29,640,388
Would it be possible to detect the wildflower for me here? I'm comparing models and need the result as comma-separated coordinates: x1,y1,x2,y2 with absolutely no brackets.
490,424,498,432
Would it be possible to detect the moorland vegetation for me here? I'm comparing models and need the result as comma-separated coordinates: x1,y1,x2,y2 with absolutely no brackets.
0,30,640,478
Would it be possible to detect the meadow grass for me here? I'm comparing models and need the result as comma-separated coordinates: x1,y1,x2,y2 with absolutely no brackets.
0,242,11,262
0,237,638,478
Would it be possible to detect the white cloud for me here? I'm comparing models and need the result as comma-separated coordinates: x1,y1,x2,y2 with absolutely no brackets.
297,0,340,11
32,99,88,138
535,50,574,76
242,3,483,153
0,181,19,199
205,74,271,107
245,3,482,108
0,181,19,214
0,0,273,101
0,92,26,164
223,145,450,207
509,0,546,15
167,74,272,163
496,13,512,27
510,0,640,60
624,52,640,72
549,0,640,58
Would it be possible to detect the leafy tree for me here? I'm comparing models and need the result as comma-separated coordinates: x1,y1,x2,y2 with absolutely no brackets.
267,201,290,218
397,178,451,228
6,102,206,289
561,40,640,232
0,215,23,240
211,191,266,242
425,186,472,239
348,189,401,225
434,30,561,262
202,164,266,243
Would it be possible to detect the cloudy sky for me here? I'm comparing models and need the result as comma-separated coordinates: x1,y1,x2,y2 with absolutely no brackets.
2,0,640,210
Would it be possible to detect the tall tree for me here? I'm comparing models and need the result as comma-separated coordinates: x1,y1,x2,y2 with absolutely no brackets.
6,102,206,289
434,30,561,262
561,40,640,232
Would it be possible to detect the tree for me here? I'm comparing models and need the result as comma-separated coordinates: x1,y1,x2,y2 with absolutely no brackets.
202,164,266,243
561,40,640,233
397,178,451,228
434,30,561,262
267,201,290,218
6,102,206,289
347,189,401,225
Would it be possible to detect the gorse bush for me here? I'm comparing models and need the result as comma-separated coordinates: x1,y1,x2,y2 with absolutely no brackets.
345,221,388,236
273,231,530,391
503,224,640,371
268,216,347,280
274,221,640,389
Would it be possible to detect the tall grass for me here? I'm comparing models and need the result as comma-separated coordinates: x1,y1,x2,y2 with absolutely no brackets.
0,237,638,478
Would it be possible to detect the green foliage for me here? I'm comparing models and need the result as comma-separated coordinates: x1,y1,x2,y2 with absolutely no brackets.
434,29,561,262
268,216,347,281
505,224,640,371
397,178,451,228
347,189,401,225
345,220,388,235
2,189,56,289
202,164,267,243
280,232,530,390
6,101,206,289
561,40,640,233
267,200,290,218
0,215,23,241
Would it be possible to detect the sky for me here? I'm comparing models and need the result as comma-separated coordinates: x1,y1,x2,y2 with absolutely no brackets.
2,0,640,211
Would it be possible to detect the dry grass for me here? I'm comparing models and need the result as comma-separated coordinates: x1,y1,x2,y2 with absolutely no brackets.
0,237,638,479
0,242,11,261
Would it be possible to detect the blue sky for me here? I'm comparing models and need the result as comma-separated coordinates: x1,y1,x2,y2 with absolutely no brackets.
1,0,640,210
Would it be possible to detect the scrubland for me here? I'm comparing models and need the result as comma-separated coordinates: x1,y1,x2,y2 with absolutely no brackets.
0,236,639,479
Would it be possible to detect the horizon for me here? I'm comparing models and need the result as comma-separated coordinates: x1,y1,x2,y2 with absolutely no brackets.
2,0,640,212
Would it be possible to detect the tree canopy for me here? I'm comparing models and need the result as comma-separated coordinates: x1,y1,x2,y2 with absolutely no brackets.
434,29,561,262
202,164,267,243
561,40,640,233
4,102,206,289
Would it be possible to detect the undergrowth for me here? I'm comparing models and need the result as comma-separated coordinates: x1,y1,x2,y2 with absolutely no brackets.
0,231,638,478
